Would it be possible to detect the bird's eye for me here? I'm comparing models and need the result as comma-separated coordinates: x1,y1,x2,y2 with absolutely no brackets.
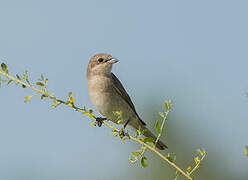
97,58,104,62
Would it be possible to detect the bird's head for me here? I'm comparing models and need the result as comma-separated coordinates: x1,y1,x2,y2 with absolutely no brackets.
87,53,119,78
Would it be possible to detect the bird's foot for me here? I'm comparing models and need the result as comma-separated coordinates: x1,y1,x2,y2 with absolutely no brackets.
119,128,130,140
95,117,107,127
119,128,125,139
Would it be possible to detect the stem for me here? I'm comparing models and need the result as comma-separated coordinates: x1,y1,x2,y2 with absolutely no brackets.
0,71,70,108
189,153,206,176
0,70,193,180
97,120,192,179
128,132,192,180
155,111,168,147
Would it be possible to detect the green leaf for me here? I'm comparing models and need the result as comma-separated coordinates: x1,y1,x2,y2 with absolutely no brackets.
158,111,164,117
165,100,173,111
36,82,44,86
1,63,8,73
41,94,46,99
155,120,161,135
111,130,118,136
197,149,204,156
144,137,154,143
22,84,26,88
24,96,32,103
165,100,169,111
174,171,180,180
7,80,13,85
91,121,97,126
167,154,176,162
68,92,73,97
121,137,128,143
129,156,138,164
245,146,248,157
202,148,206,154
194,156,200,164
132,150,142,157
24,70,30,85
117,120,123,124
64,101,70,105
113,110,122,118
69,96,75,104
141,156,147,168
41,74,44,81
51,100,61,108
187,166,192,173
16,74,21,80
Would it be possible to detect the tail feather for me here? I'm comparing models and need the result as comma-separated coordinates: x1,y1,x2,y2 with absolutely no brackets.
128,120,167,150
143,127,168,150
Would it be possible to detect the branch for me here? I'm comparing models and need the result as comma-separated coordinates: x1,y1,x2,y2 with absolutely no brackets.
0,63,206,180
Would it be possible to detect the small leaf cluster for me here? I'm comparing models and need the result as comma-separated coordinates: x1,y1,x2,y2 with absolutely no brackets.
167,153,177,163
110,111,130,142
79,106,94,118
0,63,10,87
113,110,123,124
128,128,151,168
155,100,173,136
186,148,207,176
129,148,148,168
24,73,49,103
110,128,130,143
129,100,174,168
37,74,49,99
0,63,30,88
52,92,76,108
16,70,31,88
1,62,8,73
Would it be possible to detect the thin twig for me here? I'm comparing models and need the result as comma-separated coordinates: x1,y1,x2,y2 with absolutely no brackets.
188,152,206,176
155,111,169,147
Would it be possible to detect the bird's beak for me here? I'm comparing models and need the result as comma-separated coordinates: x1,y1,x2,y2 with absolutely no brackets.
107,58,119,64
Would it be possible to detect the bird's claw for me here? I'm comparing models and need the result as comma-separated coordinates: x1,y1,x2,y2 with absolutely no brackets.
119,128,127,139
95,117,106,127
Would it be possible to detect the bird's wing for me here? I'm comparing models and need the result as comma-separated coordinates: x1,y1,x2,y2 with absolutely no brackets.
111,73,146,125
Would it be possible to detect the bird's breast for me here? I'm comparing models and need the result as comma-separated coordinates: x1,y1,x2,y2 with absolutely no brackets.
87,75,137,124
88,76,114,114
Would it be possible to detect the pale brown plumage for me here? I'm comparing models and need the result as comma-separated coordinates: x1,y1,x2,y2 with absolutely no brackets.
87,53,167,150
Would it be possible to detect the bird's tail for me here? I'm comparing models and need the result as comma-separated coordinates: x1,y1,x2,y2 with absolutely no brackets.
128,119,167,150
142,127,168,150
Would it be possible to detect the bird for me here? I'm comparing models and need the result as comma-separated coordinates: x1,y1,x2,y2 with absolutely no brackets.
86,53,167,150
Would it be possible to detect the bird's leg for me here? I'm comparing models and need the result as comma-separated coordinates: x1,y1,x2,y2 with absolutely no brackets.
123,119,131,129
119,119,131,138
95,117,107,127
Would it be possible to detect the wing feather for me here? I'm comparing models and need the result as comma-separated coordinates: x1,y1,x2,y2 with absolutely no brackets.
111,73,146,125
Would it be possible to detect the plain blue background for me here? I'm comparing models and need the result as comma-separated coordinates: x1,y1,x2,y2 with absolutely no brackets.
0,0,248,179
